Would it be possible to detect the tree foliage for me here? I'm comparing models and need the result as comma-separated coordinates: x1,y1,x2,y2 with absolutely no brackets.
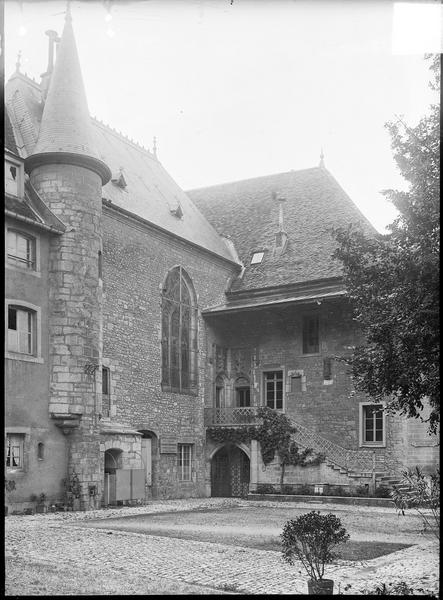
332,56,440,433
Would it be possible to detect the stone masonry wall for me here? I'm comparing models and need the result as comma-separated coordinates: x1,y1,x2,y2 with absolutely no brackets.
30,164,104,504
102,206,238,499
205,300,429,479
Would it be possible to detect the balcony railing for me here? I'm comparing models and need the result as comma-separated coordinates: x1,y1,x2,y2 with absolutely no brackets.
204,407,259,427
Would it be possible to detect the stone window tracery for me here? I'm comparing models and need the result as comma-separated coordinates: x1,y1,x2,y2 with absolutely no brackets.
161,266,198,394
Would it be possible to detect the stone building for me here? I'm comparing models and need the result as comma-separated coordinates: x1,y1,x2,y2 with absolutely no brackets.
5,13,438,512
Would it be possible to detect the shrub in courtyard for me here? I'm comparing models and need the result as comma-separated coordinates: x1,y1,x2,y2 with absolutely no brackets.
297,484,312,495
354,484,370,497
361,581,437,596
281,511,349,594
373,486,392,498
391,467,440,539
256,484,276,495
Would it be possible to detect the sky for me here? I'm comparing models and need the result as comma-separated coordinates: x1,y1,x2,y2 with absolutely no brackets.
4,0,441,232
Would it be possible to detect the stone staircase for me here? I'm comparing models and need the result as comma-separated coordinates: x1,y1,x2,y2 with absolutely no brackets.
290,419,389,484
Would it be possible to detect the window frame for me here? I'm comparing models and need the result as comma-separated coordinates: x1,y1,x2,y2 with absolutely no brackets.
251,251,265,265
302,314,320,355
6,433,26,471
5,225,41,277
177,443,193,482
161,266,198,395
359,402,386,447
5,299,43,363
263,370,284,411
102,366,111,418
5,156,24,198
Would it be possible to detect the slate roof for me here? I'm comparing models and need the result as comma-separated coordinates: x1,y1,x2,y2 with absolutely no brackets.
5,69,236,264
5,194,39,221
4,111,18,154
188,168,376,292
5,180,66,234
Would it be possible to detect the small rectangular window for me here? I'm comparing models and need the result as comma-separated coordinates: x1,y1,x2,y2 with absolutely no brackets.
6,434,25,469
264,371,283,410
178,444,192,481
7,306,35,355
102,367,111,417
7,230,36,270
302,315,319,354
362,404,384,445
323,357,332,380
251,251,264,265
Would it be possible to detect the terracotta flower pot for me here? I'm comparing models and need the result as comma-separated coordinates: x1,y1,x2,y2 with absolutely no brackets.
307,579,334,595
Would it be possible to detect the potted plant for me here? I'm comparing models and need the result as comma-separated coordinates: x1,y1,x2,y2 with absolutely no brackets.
281,510,350,595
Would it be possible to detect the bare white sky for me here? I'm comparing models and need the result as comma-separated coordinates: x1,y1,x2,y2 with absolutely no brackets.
4,0,441,232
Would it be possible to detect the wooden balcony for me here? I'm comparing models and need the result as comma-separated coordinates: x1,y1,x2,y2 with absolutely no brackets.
204,406,259,427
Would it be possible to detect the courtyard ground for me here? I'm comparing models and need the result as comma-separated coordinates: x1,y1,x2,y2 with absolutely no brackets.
5,497,439,595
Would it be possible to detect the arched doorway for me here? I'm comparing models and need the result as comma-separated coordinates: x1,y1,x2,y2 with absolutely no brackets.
211,444,250,497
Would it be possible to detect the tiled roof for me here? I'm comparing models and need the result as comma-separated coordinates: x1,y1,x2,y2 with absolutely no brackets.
5,77,236,264
93,121,238,263
188,168,376,292
5,194,39,221
5,181,66,234
4,111,18,154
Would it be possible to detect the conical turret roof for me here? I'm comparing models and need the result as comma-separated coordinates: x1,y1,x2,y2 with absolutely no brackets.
25,11,111,184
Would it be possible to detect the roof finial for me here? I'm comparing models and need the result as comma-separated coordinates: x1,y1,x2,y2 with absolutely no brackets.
15,50,22,73
153,136,158,159
319,147,325,168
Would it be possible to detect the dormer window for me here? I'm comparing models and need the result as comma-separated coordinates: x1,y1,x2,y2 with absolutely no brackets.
251,251,264,265
5,159,23,197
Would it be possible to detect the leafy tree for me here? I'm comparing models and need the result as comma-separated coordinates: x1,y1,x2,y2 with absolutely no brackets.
255,407,324,489
332,56,440,433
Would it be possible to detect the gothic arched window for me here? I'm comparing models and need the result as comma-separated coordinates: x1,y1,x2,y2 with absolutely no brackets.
161,266,198,394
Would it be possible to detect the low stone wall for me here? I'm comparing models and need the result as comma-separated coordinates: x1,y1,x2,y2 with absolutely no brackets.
247,493,395,508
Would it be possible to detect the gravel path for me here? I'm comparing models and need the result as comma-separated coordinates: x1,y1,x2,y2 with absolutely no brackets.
5,498,439,595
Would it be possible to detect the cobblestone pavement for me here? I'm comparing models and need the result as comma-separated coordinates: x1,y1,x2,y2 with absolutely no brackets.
5,498,440,595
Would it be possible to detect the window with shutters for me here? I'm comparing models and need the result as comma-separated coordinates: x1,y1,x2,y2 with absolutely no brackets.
7,306,36,355
161,266,198,394
5,300,42,362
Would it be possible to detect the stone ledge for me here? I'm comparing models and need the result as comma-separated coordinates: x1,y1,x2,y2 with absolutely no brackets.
247,493,394,507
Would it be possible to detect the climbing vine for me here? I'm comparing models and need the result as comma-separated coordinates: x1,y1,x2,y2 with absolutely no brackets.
208,407,325,487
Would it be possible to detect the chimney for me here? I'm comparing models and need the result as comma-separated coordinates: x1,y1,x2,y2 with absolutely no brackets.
40,30,60,102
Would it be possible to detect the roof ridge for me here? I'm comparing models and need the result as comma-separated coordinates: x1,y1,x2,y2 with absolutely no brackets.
91,117,153,157
7,71,42,91
186,166,322,193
